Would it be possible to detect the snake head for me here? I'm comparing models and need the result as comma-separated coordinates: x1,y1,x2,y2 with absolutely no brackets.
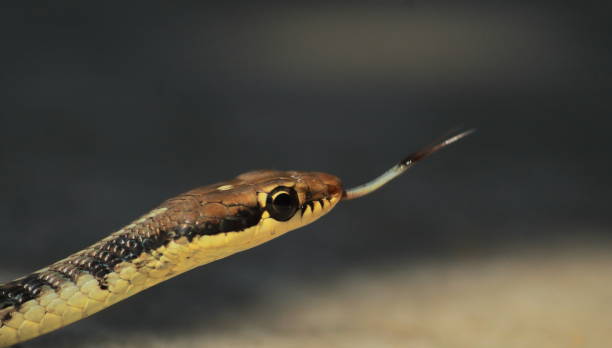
163,170,344,246
237,170,344,228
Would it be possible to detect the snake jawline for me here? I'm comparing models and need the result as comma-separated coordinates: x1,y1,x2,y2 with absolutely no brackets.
0,176,341,347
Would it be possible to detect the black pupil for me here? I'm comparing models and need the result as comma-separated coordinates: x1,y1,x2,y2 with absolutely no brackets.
267,188,298,221
273,193,292,209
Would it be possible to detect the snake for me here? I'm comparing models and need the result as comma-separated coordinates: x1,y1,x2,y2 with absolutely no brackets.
0,130,472,347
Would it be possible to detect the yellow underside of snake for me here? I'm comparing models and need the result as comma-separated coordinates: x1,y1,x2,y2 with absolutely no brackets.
0,130,471,347
0,171,343,347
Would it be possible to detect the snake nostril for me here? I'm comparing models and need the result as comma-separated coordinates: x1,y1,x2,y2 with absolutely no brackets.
326,184,342,197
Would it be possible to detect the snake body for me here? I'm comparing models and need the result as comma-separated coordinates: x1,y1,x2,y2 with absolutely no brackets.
0,170,343,346
0,130,471,346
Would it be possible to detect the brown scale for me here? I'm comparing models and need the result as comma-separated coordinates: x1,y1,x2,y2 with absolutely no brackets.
0,270,69,323
99,237,139,260
88,249,124,269
67,256,112,278
37,271,69,290
20,276,47,298
125,237,141,250
0,274,51,314
0,282,30,310
49,263,84,283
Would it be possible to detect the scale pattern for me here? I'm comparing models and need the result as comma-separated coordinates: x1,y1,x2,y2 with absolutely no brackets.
0,170,342,347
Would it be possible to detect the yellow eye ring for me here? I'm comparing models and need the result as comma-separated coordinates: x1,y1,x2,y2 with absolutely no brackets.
266,186,299,221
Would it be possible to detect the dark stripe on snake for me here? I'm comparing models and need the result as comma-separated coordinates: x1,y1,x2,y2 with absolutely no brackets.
0,205,264,313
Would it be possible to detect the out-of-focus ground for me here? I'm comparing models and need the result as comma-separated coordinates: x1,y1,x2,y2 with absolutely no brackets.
8,239,611,348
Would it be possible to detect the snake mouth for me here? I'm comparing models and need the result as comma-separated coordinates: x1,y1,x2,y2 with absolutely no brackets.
298,177,343,219
300,197,333,216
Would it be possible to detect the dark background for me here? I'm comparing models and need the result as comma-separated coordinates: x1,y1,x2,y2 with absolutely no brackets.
0,1,610,346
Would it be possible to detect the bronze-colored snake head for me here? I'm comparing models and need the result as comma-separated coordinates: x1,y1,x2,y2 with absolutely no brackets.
229,170,345,238
237,169,344,219
158,170,345,250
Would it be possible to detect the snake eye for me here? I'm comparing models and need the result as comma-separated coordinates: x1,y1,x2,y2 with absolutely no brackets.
267,186,299,221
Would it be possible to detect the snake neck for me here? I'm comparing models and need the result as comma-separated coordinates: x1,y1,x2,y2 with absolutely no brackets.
0,177,341,347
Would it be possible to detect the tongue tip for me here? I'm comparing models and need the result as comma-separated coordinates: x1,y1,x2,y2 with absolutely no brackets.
344,128,474,201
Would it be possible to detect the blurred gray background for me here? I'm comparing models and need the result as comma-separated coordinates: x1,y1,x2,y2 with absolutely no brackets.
0,2,610,347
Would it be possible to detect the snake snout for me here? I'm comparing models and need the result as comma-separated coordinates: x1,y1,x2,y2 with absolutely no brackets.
307,172,344,202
